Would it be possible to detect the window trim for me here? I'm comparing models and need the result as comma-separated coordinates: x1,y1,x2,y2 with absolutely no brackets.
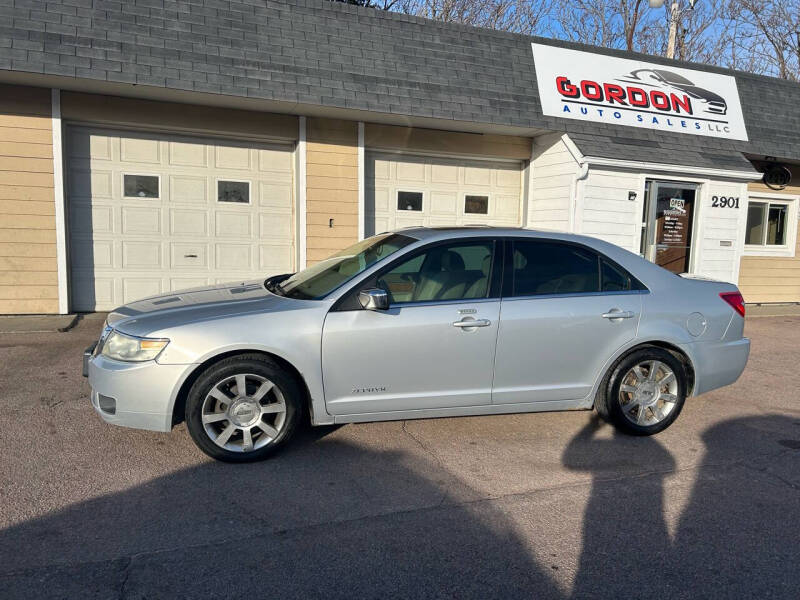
216,178,252,205
743,192,798,258
502,237,648,300
463,193,490,216
122,172,161,199
396,189,425,212
330,237,504,311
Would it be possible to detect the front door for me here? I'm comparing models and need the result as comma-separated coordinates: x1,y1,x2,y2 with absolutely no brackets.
322,239,501,416
642,181,697,274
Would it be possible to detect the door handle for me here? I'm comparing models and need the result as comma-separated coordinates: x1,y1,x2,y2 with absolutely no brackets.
452,319,491,328
184,254,198,258
602,311,635,320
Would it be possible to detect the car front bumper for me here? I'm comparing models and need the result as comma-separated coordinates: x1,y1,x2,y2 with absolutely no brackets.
85,353,189,432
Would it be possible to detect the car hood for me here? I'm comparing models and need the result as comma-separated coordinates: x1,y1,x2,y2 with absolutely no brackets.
106,279,290,337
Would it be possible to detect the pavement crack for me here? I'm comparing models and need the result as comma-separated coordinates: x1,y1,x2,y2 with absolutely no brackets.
402,420,449,506
118,556,132,600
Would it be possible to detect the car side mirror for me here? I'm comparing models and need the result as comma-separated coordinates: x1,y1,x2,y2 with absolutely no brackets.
358,288,389,311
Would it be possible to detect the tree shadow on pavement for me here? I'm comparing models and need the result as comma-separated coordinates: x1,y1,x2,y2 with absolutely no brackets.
563,413,800,599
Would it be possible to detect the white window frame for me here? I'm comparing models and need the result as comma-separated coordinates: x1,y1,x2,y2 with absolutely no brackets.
216,178,252,205
463,192,491,217
743,191,799,258
122,173,161,199
396,189,425,213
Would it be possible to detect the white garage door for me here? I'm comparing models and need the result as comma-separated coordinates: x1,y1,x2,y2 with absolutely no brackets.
66,127,294,311
366,152,522,237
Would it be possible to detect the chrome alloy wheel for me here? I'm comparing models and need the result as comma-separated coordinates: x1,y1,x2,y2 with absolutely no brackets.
617,360,679,427
201,373,287,453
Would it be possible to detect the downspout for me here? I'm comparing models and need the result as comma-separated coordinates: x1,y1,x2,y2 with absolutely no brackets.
561,134,588,233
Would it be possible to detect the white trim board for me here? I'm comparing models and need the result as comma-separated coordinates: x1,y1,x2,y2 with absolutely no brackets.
51,89,69,314
296,116,307,269
357,122,365,241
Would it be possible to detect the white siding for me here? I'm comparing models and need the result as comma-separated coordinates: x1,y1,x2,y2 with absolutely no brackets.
692,180,749,283
579,168,643,252
528,133,578,231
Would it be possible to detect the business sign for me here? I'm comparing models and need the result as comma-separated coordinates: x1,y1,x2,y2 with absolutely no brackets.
532,43,748,141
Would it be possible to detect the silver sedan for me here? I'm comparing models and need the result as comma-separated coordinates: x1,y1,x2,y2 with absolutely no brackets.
84,227,750,462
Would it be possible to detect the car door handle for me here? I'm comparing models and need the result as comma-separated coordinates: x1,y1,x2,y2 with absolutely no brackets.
602,311,635,320
452,319,491,328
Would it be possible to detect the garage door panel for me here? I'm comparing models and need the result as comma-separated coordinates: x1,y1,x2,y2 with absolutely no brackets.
169,175,208,204
168,141,207,167
120,137,161,164
259,213,293,239
68,131,112,160
170,208,207,236
496,167,521,188
464,165,491,186
431,163,458,184
495,194,521,217
69,168,112,198
215,212,252,238
259,182,293,207
259,245,293,271
70,203,113,234
259,148,293,173
123,278,162,303
122,206,161,234
215,145,251,170
122,241,162,268
216,244,252,270
170,243,208,268
396,160,426,182
430,191,457,215
68,127,295,311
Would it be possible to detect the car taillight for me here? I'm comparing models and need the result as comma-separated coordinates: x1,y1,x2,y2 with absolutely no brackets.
720,291,745,318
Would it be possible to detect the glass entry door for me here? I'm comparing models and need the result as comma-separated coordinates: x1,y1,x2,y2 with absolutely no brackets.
642,181,697,274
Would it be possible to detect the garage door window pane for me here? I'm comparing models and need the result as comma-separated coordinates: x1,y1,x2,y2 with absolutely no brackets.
218,180,250,204
398,191,423,211
465,195,489,215
124,174,159,198
512,241,600,296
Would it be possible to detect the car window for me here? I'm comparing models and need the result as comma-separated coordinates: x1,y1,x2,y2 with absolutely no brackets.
377,241,494,304
511,241,600,296
601,258,634,292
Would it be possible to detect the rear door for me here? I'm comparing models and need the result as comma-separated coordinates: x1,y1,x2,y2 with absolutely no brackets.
322,238,502,416
492,239,644,405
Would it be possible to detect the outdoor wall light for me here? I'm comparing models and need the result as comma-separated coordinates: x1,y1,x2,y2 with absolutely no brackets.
628,191,638,202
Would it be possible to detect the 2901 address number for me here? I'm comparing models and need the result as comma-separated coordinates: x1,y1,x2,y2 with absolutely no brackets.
711,196,740,208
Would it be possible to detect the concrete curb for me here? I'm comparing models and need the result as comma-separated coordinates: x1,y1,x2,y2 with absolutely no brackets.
0,314,80,333
745,304,800,318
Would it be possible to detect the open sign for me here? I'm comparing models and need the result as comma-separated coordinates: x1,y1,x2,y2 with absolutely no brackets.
670,198,686,211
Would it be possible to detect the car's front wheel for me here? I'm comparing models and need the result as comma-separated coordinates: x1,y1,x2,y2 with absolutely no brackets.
597,347,687,436
185,354,302,462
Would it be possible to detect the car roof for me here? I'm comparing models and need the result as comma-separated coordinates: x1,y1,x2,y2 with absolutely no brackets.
392,225,597,244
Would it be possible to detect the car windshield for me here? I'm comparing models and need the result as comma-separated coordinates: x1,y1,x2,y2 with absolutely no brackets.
274,233,416,300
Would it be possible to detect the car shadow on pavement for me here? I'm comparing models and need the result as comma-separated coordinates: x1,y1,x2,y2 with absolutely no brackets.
0,414,798,599
0,421,564,599
563,413,800,599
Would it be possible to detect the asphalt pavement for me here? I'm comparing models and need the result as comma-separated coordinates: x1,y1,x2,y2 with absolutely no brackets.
0,313,798,599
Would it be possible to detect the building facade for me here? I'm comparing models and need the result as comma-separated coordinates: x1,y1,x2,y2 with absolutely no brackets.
0,0,799,314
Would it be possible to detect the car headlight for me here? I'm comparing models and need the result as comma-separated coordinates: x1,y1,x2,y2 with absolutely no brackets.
100,330,169,362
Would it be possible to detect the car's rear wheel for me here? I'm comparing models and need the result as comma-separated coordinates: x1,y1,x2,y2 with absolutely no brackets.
597,347,687,436
185,355,302,462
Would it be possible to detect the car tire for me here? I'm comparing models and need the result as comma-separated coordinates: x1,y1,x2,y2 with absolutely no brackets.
185,354,302,462
596,347,687,436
